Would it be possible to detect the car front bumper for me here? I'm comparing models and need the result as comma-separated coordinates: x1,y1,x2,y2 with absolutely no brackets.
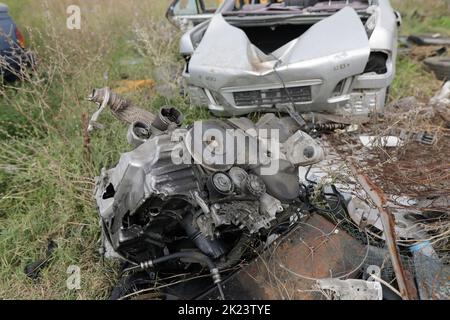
185,65,393,119
183,7,396,121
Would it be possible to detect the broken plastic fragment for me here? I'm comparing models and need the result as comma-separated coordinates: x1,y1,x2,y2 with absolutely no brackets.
359,135,404,148
317,278,383,300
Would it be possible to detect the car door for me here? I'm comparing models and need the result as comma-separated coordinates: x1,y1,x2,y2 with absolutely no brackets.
166,0,222,31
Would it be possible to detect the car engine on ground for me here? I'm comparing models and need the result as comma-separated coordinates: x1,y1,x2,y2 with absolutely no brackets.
90,88,324,298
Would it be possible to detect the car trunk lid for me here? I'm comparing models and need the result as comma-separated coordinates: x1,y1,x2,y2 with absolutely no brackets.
188,7,370,94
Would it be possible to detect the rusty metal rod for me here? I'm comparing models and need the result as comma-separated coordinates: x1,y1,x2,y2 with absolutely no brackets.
348,157,417,300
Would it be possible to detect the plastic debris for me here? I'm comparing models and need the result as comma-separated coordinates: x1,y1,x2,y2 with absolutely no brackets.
359,135,404,148
317,279,383,300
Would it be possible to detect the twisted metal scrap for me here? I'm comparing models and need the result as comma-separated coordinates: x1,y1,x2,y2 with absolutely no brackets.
87,87,155,131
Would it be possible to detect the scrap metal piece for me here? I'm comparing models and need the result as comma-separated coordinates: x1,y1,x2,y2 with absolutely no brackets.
92,89,326,265
87,88,110,132
244,174,266,198
152,106,183,131
228,167,249,190
200,214,366,300
347,196,428,240
127,121,152,148
366,265,382,282
317,278,383,300
348,159,418,300
283,130,325,166
347,196,383,230
260,193,283,219
88,87,155,126
207,172,234,198
395,129,437,146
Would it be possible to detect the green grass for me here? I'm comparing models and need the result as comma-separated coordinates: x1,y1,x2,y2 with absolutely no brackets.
391,0,450,37
389,0,449,101
0,0,448,299
390,55,442,101
0,0,183,299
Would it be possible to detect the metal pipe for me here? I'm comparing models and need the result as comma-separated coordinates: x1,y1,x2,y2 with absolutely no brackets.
124,250,226,300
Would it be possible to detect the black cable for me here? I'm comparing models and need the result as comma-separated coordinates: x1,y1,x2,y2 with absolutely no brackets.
300,166,344,216
304,164,317,185
270,54,308,129
269,57,349,134
123,251,225,300
150,251,216,269
217,233,251,271
316,191,342,214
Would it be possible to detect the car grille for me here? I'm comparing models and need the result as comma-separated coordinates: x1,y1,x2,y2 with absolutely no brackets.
233,86,312,107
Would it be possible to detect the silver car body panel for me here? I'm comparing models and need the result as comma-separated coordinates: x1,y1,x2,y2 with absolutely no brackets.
181,0,398,119
354,0,398,89
172,14,214,32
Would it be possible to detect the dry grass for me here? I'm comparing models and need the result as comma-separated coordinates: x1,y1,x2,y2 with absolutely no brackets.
0,0,177,300
391,0,450,36
0,0,448,300
326,0,450,262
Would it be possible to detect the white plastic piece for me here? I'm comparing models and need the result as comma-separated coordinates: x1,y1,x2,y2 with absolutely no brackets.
317,278,383,300
359,135,404,148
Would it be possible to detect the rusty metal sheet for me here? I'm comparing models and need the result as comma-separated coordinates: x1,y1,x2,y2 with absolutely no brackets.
201,214,365,300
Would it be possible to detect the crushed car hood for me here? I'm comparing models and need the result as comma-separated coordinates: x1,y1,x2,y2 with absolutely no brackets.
188,7,370,93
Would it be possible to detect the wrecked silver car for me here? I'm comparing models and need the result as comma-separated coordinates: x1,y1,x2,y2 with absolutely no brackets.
180,0,401,120
90,88,326,299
